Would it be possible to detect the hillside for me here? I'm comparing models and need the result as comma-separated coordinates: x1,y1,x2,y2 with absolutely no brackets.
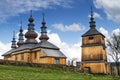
0,65,119,80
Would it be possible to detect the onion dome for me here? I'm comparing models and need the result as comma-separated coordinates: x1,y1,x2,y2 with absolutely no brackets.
17,21,24,47
25,32,38,39
39,13,49,41
25,10,38,44
11,31,17,48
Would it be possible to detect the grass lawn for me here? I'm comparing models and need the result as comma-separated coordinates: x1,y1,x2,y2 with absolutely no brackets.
0,65,119,80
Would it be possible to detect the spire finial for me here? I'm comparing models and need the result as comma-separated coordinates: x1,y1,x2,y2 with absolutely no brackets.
20,21,22,29
89,6,96,28
19,21,23,32
13,31,15,38
29,10,34,23
42,13,46,25
91,6,93,17
30,10,32,17
42,13,45,21
90,6,94,21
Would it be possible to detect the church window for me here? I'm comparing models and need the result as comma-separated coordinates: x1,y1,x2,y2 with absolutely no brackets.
55,58,59,64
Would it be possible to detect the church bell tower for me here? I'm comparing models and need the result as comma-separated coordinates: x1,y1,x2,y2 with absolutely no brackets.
81,7,109,74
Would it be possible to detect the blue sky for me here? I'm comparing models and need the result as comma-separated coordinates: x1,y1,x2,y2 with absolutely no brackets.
0,0,120,61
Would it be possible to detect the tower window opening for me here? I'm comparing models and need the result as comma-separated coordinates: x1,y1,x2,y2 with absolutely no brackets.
89,37,94,40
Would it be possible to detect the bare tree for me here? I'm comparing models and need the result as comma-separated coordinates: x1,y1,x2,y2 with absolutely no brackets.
107,31,120,75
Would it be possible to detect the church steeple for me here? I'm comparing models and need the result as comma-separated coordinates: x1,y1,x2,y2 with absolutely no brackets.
17,21,24,47
25,10,38,44
39,13,49,41
11,31,17,48
81,6,107,74
89,6,96,29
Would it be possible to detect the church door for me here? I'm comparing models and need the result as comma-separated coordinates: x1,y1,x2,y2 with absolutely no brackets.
55,58,59,64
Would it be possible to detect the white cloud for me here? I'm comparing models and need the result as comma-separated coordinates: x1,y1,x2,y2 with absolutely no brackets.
0,0,73,23
99,27,109,37
0,42,11,59
112,28,120,35
88,12,102,19
48,32,81,61
99,28,120,38
94,0,120,23
52,23,85,32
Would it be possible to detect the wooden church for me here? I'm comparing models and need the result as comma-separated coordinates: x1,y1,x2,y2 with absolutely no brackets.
2,9,112,74
2,11,66,65
81,9,110,74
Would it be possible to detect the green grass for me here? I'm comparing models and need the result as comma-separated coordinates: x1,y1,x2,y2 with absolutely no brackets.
0,65,119,80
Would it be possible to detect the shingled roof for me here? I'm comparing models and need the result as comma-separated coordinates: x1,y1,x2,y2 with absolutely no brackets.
2,41,66,58
82,28,105,37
